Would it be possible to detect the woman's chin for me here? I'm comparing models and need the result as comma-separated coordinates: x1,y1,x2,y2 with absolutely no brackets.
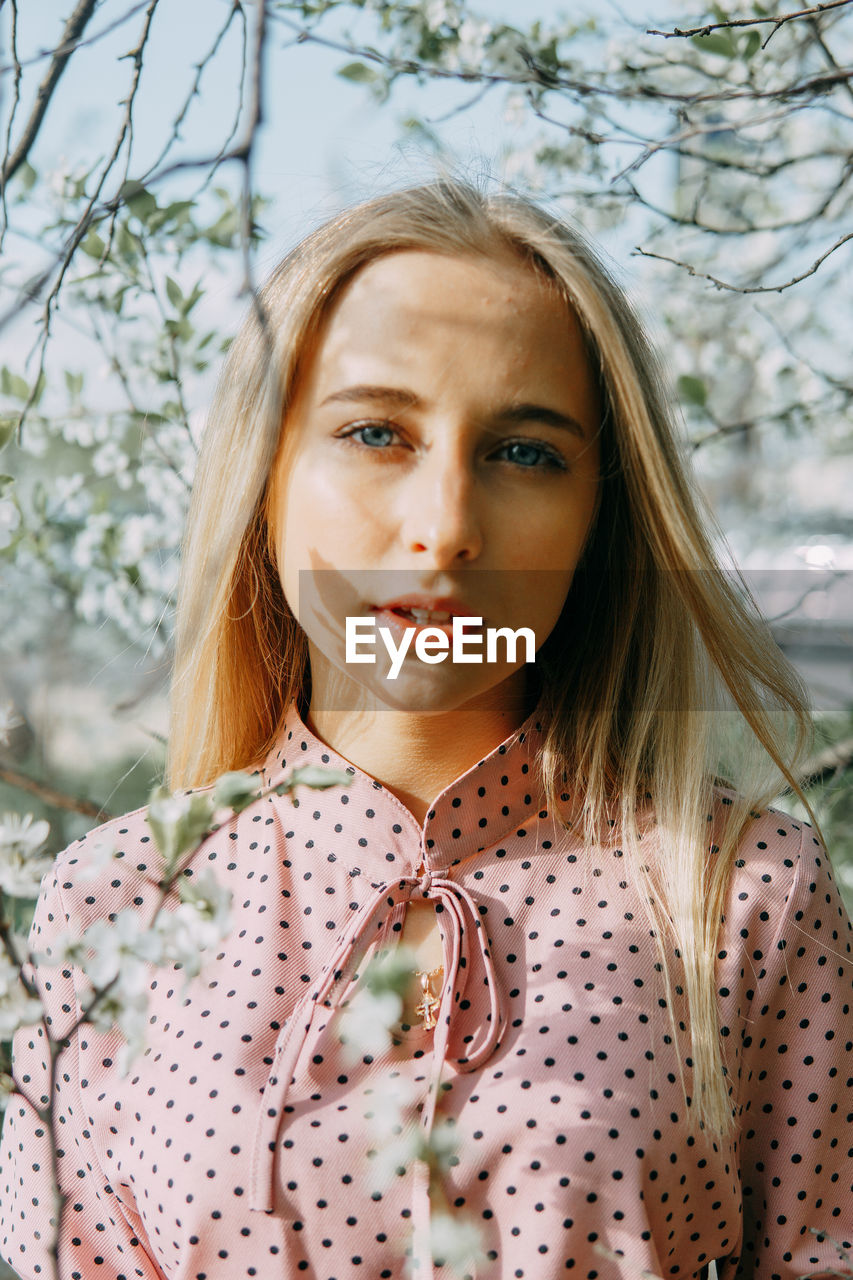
320,665,524,716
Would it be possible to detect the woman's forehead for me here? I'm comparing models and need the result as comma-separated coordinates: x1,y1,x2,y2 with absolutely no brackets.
298,250,584,396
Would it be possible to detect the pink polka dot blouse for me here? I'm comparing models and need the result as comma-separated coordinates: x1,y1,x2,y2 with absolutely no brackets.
1,699,852,1280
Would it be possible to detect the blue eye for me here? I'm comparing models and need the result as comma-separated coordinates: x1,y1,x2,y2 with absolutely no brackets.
350,422,394,448
498,440,567,471
339,424,566,471
342,423,399,448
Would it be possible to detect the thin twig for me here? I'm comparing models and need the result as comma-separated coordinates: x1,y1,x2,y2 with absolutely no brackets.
0,0,149,77
191,0,249,198
0,763,112,821
0,0,98,185
136,236,193,440
143,0,244,181
808,15,853,106
621,168,851,236
634,230,853,293
88,313,194,486
766,569,848,625
14,0,162,442
234,0,268,299
0,0,21,250
648,0,852,41
271,13,853,109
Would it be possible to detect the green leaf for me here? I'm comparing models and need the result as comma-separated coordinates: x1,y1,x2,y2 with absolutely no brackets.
116,222,139,261
0,368,30,401
275,765,353,798
742,30,761,58
691,32,736,57
677,374,708,407
165,316,194,343
182,282,203,316
149,200,194,232
165,276,183,310
120,180,158,223
17,161,37,193
147,786,216,874
0,473,14,491
337,60,379,83
81,229,106,259
0,419,16,450
212,771,260,814
64,370,84,398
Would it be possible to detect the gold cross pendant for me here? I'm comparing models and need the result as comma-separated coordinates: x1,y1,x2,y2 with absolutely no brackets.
414,967,444,1030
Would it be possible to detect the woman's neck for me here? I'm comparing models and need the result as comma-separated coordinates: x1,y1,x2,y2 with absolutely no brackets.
305,677,536,826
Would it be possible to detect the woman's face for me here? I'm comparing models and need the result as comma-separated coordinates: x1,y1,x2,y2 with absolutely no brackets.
269,248,602,715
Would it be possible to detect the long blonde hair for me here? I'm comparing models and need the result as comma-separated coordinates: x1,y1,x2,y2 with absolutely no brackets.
169,179,816,1135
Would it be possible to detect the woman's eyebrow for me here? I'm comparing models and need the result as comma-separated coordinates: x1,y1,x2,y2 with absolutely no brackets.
319,384,419,409
493,403,587,440
319,385,587,439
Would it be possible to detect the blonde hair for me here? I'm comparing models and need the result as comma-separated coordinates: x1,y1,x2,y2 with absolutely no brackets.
169,179,816,1135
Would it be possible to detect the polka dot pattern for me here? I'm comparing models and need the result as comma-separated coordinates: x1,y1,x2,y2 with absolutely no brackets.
1,699,851,1280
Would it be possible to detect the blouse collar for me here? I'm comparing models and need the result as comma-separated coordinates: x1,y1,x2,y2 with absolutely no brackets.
259,695,551,870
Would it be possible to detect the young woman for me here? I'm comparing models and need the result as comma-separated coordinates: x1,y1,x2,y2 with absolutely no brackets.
2,181,851,1280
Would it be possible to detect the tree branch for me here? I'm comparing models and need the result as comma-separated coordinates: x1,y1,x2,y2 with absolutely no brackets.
634,230,853,293
0,762,112,821
142,0,244,182
0,1,150,77
233,0,267,298
0,0,21,250
648,0,852,42
1,0,98,185
14,0,162,440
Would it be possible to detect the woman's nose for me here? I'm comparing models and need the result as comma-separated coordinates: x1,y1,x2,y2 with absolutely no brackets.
400,451,483,565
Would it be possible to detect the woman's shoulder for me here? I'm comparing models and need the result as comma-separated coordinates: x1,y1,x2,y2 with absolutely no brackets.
43,800,167,934
716,792,809,873
713,792,847,955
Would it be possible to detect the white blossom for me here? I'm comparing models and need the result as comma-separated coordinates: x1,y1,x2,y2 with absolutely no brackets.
80,909,165,990
337,984,402,1062
424,1115,461,1171
117,514,157,565
0,945,43,1038
158,869,233,979
60,416,96,447
453,18,491,69
429,1210,488,1275
485,29,531,78
362,1072,419,1141
50,472,89,518
86,963,151,1075
422,0,460,28
0,813,52,898
76,836,119,883
365,1124,424,1192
